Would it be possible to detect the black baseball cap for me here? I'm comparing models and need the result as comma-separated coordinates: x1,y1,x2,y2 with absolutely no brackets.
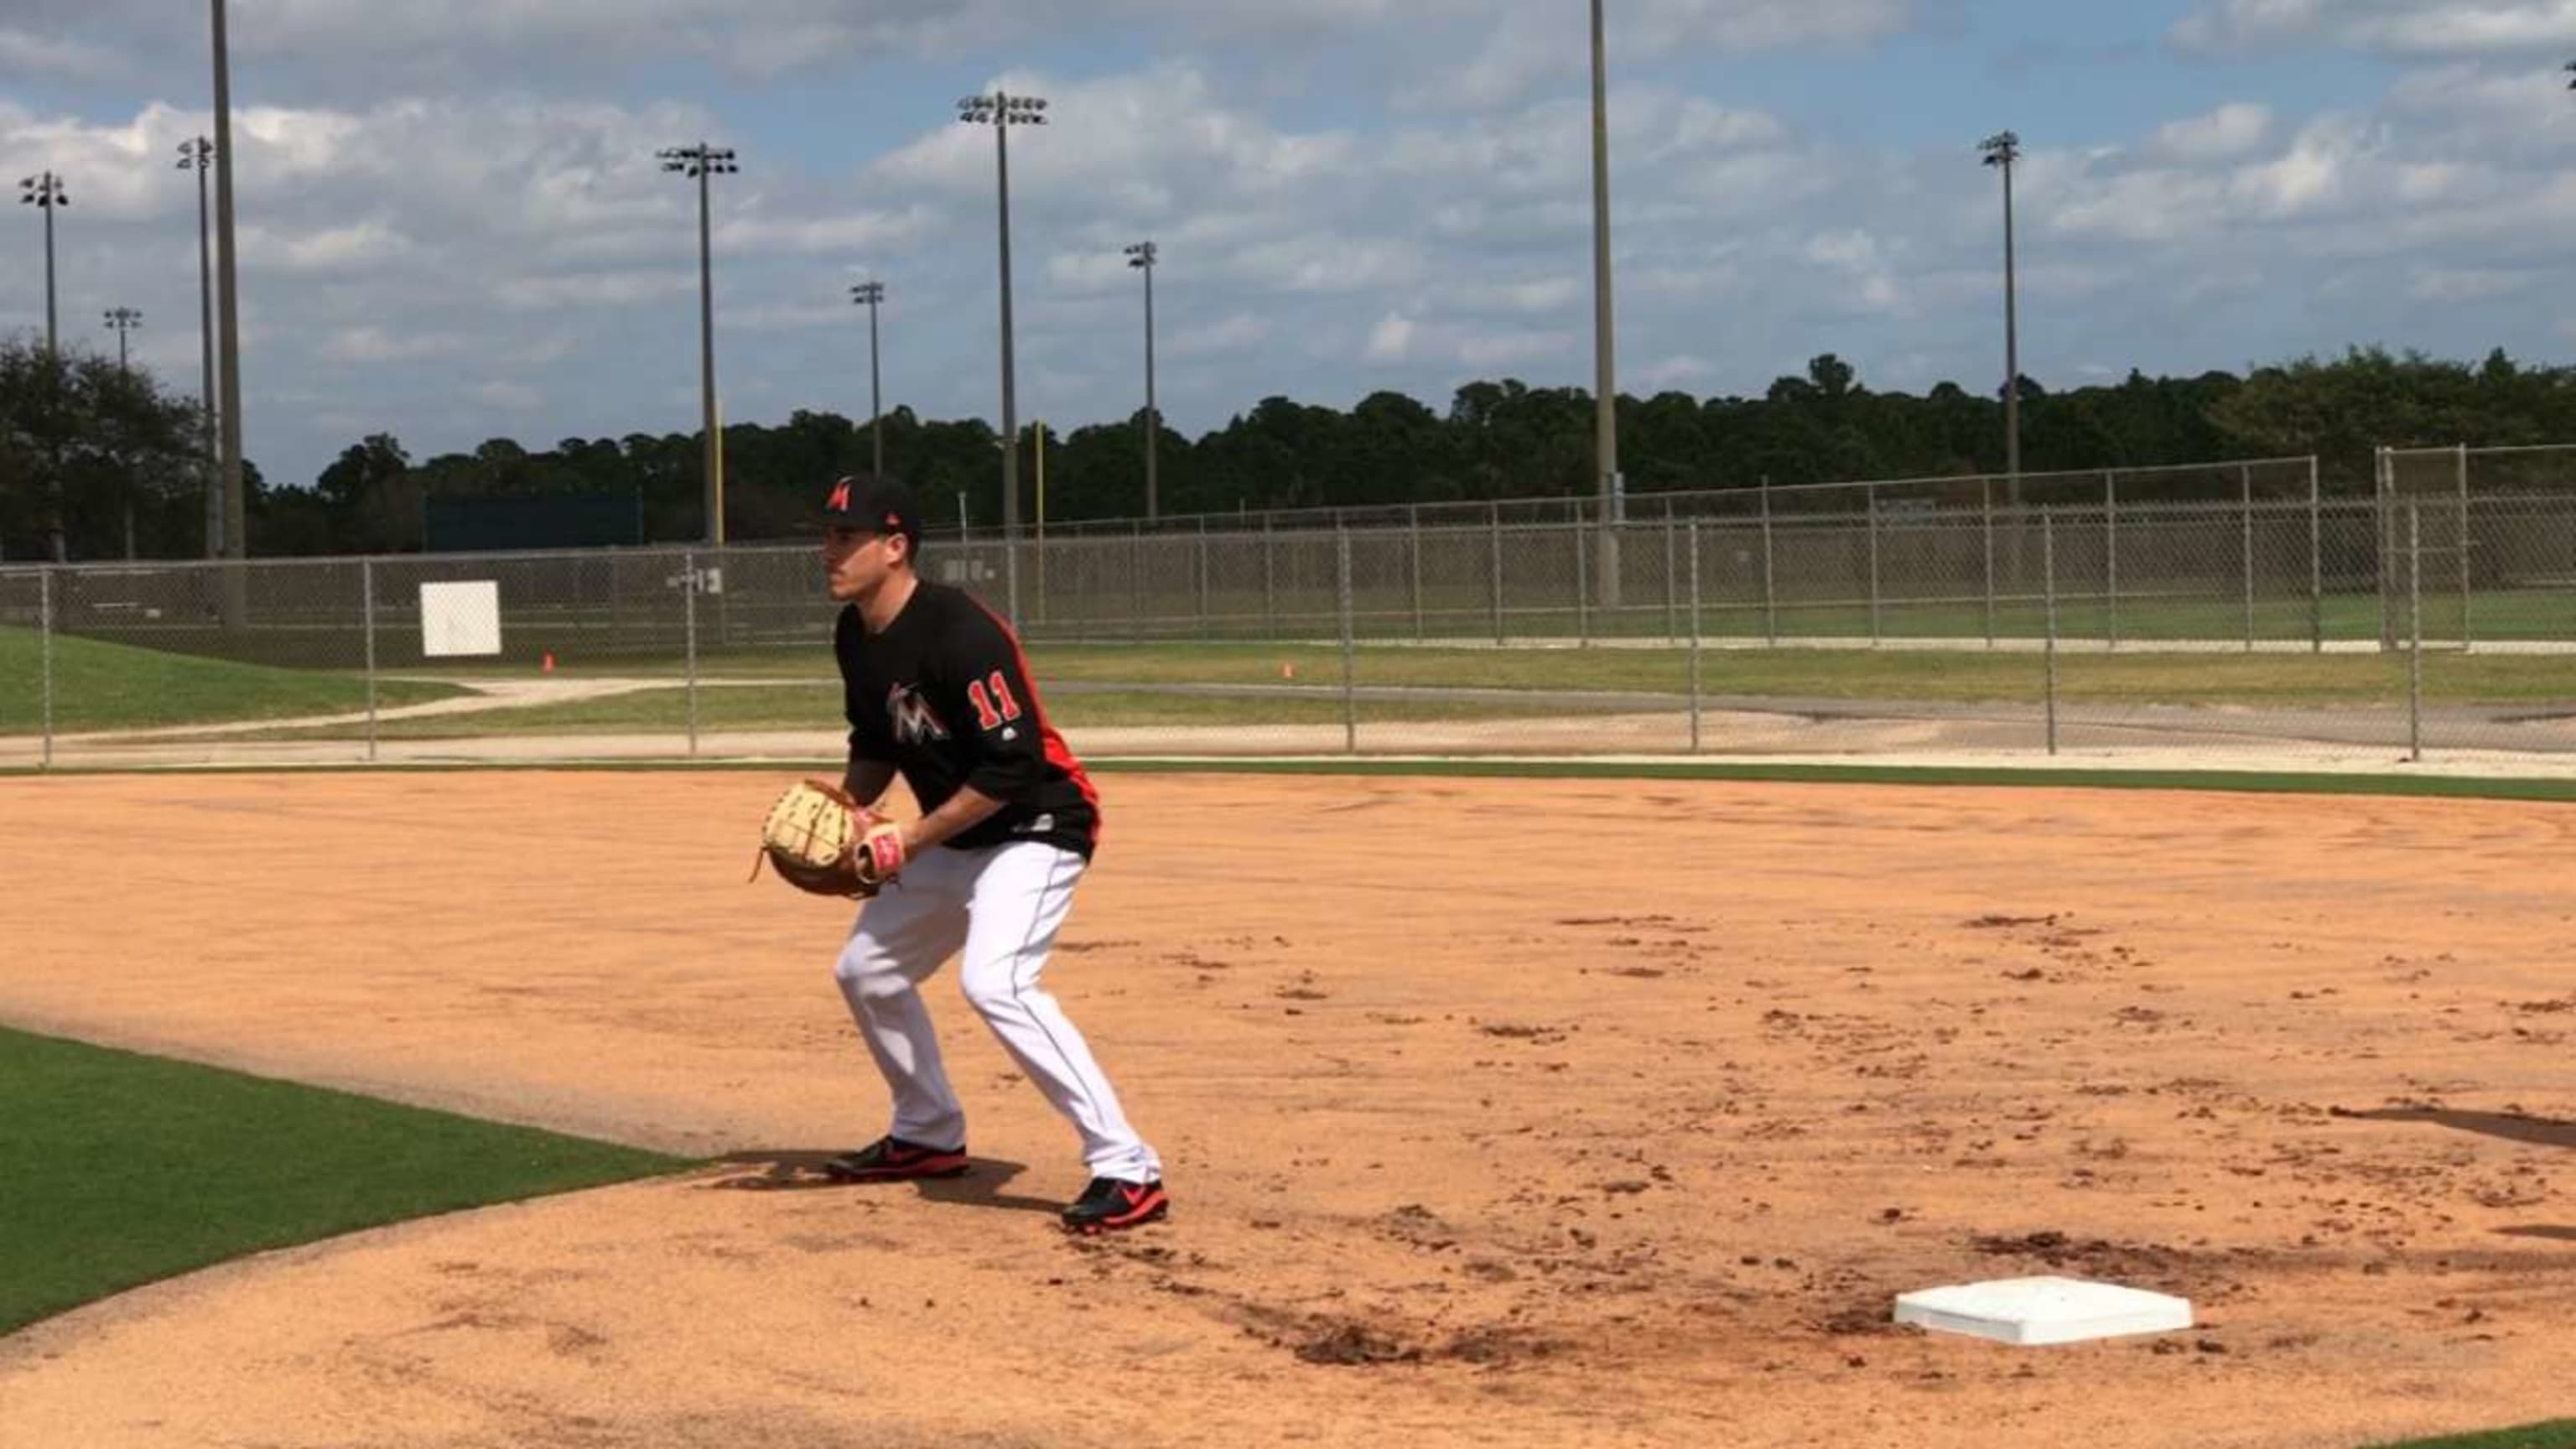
817,472,923,552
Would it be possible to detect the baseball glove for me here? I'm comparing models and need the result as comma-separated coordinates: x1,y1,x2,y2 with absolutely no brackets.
752,778,906,898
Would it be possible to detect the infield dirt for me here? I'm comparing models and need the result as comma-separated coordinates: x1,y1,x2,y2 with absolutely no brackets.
2,771,2571,1448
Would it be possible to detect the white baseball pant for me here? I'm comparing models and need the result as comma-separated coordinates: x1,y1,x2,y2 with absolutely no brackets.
831,839,1161,1183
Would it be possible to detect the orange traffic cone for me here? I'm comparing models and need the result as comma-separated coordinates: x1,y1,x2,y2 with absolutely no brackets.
1281,662,1295,680
542,651,556,674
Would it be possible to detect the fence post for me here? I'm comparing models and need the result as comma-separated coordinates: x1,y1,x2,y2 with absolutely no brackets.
1981,477,1997,649
1663,512,1678,647
1760,478,1779,647
1687,520,1703,754
1337,527,1358,756
37,567,54,771
2105,471,2119,652
2044,508,2059,757
2308,454,2324,654
1409,504,1424,643
2241,463,2256,652
2376,447,2397,652
1488,504,1505,645
2457,443,2473,652
1198,519,1212,642
362,558,379,765
1264,515,1277,641
1130,522,1145,641
1574,521,1591,646
1866,484,1882,647
2407,503,2423,763
683,549,700,758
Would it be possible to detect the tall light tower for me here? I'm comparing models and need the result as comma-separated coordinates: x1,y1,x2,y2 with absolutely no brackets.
104,306,142,371
1589,0,1622,609
958,87,1046,626
210,0,248,591
104,307,143,558
659,141,737,544
850,279,886,476
19,171,65,357
1124,240,1159,520
179,137,221,557
20,171,67,561
1981,130,2023,489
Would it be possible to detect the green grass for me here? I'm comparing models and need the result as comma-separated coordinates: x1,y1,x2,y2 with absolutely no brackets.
2371,1422,2576,1449
500,641,2568,706
0,1025,687,1336
859,642,2535,705
156,643,2576,742
177,682,1648,741
1080,757,2576,803
14,629,2573,742
11,754,2576,804
1017,582,2569,648
1374,586,2572,647
0,627,460,733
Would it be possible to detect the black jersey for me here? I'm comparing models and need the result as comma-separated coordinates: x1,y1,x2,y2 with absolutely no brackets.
834,579,1100,860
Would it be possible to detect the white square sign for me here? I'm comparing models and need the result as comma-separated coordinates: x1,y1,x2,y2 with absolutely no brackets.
419,579,502,657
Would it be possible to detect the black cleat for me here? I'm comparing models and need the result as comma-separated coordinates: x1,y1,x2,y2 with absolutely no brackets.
1061,1176,1169,1233
821,1135,971,1182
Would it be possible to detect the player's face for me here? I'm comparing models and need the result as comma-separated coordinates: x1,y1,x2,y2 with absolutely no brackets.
823,525,892,600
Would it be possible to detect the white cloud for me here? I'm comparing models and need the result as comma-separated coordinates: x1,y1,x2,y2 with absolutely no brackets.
0,26,119,78
1168,312,1271,358
1364,312,1416,362
2173,0,2576,56
496,273,697,309
1456,330,1573,369
716,207,937,257
473,380,544,410
267,220,416,272
1638,354,1716,387
2407,267,2534,302
1423,0,1920,108
2151,103,2275,161
322,326,459,362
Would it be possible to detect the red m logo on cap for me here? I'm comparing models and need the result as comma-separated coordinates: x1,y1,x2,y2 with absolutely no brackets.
826,480,852,512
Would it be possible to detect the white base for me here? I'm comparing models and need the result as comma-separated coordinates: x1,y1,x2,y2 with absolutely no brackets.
1893,1275,2194,1346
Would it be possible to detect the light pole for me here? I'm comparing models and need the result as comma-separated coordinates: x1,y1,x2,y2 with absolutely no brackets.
849,279,885,476
660,141,736,544
18,172,65,356
1981,130,2023,489
210,0,247,599
958,88,1046,627
179,138,220,557
1124,240,1158,520
1588,0,1622,610
104,307,142,558
20,171,67,561
104,306,141,371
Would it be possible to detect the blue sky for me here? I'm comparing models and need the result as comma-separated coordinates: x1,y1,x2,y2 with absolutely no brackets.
4,0,2574,491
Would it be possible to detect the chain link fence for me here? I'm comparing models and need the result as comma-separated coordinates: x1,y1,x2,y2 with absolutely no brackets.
994,456,2324,540
4,454,2572,772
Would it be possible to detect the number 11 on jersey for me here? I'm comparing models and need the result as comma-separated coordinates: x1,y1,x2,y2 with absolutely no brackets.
968,672,1023,731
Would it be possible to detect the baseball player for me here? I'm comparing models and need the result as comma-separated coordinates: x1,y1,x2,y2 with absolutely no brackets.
813,472,1168,1233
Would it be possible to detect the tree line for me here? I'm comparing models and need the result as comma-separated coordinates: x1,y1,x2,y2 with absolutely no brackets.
5,335,2576,561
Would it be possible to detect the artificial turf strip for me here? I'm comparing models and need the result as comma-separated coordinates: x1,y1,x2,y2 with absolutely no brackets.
2371,1423,2576,1449
0,1026,689,1336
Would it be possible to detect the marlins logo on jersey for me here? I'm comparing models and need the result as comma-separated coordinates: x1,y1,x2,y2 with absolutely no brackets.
886,683,949,744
